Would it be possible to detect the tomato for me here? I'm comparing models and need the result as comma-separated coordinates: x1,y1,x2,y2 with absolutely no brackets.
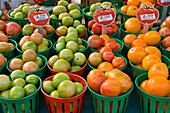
107,27,113,35
5,22,21,36
105,42,117,51
92,23,102,35
88,20,96,29
103,51,114,62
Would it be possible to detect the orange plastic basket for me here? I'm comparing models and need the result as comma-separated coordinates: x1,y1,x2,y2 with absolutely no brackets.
41,74,87,113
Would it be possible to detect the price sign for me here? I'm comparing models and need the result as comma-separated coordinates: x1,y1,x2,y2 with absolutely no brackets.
93,7,116,35
136,7,159,25
136,3,159,34
93,8,116,26
28,9,50,26
157,0,170,6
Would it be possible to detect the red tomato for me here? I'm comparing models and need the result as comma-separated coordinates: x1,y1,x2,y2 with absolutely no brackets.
105,42,117,51
114,43,121,51
103,51,115,62
92,23,102,35
107,27,114,35
104,39,116,46
5,22,21,36
88,20,96,29
111,24,119,33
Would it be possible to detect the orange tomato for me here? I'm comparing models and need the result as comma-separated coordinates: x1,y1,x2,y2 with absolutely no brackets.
87,35,101,49
128,46,147,65
137,34,145,39
0,34,8,42
105,69,132,94
140,0,154,4
138,29,143,33
142,55,162,70
0,54,6,68
145,76,170,97
98,62,114,72
112,57,126,69
100,78,122,97
139,80,148,91
87,69,107,94
124,34,137,47
127,0,140,7
148,63,169,79
115,43,121,51
100,34,110,41
131,39,147,48
127,6,138,16
100,46,112,55
125,18,142,33
143,31,161,46
145,46,161,58
120,6,128,14
103,51,114,62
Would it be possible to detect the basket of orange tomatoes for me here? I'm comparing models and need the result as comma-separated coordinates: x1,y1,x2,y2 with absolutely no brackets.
128,46,170,80
87,69,133,113
135,72,170,113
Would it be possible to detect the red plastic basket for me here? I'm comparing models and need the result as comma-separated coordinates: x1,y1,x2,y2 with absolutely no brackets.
47,58,87,77
41,74,87,113
55,28,87,40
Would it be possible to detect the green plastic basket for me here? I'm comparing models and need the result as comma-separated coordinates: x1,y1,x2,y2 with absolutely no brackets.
2,39,17,60
120,23,142,39
48,9,83,29
83,6,120,27
88,27,119,38
120,9,136,24
101,0,122,8
6,54,47,79
135,74,170,113
16,39,53,59
8,10,30,28
0,75,42,113
8,31,22,43
53,39,89,54
0,58,7,74
87,82,133,113
90,37,124,54
0,10,2,20
156,27,166,40
129,54,170,80
159,40,170,59
87,53,128,72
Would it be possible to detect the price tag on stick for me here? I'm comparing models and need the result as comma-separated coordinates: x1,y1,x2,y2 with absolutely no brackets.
136,3,159,34
157,0,170,24
28,8,50,36
93,6,116,35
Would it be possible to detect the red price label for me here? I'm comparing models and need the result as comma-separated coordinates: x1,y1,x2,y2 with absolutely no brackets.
157,0,170,6
93,8,116,26
136,7,159,24
28,10,50,26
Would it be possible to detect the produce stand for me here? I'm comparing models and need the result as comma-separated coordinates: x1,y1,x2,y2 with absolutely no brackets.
0,0,170,113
